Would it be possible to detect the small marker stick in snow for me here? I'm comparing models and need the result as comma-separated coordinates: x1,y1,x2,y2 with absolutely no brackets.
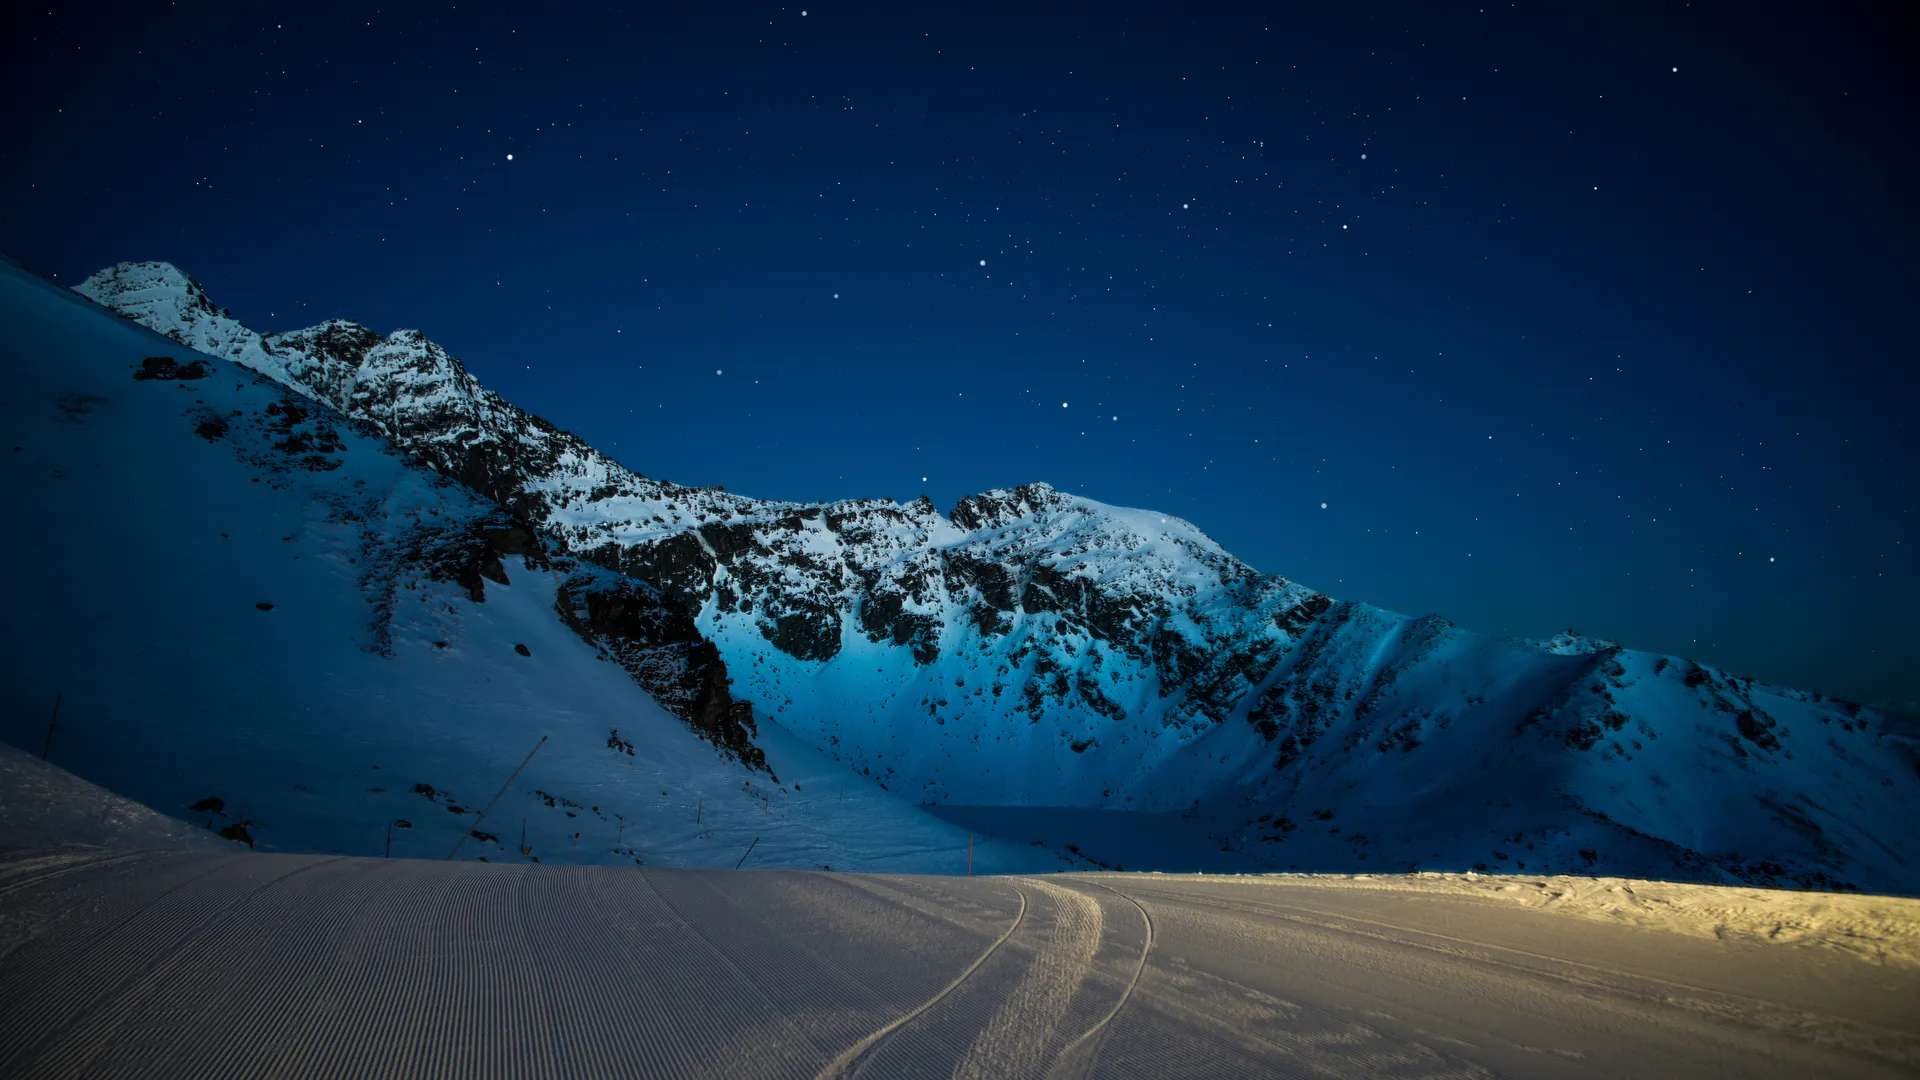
736,837,760,869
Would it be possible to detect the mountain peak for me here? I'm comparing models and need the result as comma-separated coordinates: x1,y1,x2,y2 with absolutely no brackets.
1531,629,1620,656
76,261,220,326
948,481,1072,531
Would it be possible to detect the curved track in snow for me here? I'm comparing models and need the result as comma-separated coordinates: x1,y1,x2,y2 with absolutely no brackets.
814,881,1027,1080
0,851,1914,1079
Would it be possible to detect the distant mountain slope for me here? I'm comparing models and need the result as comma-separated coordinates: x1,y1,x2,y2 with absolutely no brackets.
68,260,1920,891
2,256,1049,872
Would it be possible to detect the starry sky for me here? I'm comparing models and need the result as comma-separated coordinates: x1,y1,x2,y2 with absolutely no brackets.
3,3,1915,705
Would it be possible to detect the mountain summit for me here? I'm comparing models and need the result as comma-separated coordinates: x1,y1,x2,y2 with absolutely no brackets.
67,260,1920,889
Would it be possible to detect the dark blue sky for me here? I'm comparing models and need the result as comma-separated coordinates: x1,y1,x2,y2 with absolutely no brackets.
4,3,1915,704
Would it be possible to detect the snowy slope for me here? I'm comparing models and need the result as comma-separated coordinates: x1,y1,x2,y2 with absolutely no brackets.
67,260,1920,891
3,257,1057,873
0,740,226,854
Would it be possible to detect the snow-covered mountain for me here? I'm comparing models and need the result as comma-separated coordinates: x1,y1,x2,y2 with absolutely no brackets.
57,259,1920,891
3,256,1058,874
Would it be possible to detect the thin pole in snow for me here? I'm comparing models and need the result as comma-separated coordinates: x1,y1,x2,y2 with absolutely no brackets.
968,835,973,877
385,821,392,858
735,836,759,869
447,734,548,860
697,797,701,824
41,693,61,760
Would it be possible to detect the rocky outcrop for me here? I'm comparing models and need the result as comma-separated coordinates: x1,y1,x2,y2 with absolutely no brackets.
555,576,770,774
132,355,208,381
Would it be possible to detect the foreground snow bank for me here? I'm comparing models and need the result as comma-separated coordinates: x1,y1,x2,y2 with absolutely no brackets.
1235,870,1920,969
0,740,228,853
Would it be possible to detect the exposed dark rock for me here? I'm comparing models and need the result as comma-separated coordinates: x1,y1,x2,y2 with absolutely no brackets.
1737,708,1782,752
484,525,538,556
192,413,230,440
514,643,531,656
945,552,1018,612
859,589,904,641
858,589,942,664
554,576,773,776
133,356,209,381
760,605,842,662
699,520,762,561
601,530,716,608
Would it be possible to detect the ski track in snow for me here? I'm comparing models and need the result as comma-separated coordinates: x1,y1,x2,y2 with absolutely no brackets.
953,879,1102,1080
814,881,1028,1080
1046,880,1156,1080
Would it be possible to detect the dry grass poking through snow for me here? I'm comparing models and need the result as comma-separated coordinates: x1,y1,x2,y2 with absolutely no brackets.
1249,871,1920,970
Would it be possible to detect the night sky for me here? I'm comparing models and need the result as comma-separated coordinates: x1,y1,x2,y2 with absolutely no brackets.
4,4,1914,705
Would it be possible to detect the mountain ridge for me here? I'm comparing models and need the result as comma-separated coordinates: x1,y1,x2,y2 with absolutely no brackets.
7,253,1059,872
68,258,1920,891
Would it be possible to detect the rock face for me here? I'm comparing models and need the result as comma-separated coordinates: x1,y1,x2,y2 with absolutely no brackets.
76,261,1920,891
